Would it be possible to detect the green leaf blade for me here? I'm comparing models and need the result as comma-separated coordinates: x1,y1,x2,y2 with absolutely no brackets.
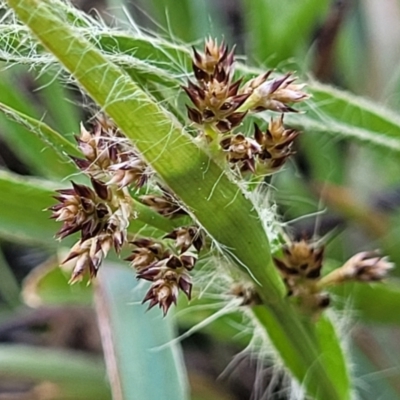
95,263,189,400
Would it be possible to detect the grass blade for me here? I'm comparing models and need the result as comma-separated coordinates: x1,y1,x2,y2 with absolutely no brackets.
95,263,189,400
0,99,81,161
0,344,110,399
0,170,57,243
0,70,77,178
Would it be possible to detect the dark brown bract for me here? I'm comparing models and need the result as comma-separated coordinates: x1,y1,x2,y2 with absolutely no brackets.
254,116,300,172
128,228,204,314
50,179,111,241
72,117,150,188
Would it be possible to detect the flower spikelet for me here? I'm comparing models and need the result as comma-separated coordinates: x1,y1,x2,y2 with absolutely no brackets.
274,240,324,294
220,133,261,173
164,226,205,253
274,238,393,315
184,38,249,133
50,179,111,241
254,116,300,172
71,117,150,189
129,226,204,314
63,234,113,284
244,72,310,113
319,251,393,287
126,238,169,271
192,37,235,82
340,251,393,282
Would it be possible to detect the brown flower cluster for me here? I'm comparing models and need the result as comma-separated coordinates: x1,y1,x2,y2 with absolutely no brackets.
184,39,308,133
184,39,307,175
230,283,261,306
185,39,248,133
50,116,207,313
220,116,299,173
273,240,392,314
127,226,204,314
50,116,148,283
71,117,150,188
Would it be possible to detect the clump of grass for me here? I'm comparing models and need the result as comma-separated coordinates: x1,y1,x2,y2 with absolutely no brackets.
0,1,396,399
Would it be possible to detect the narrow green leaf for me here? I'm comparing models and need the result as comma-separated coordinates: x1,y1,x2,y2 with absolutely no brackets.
35,72,82,138
95,263,189,400
285,82,400,151
0,100,81,159
0,22,190,83
0,70,77,178
333,281,400,326
308,82,400,136
252,305,350,399
0,344,110,400
315,315,351,400
0,170,57,243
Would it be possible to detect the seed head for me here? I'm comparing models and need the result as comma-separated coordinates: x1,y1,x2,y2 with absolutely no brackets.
127,239,169,271
49,180,111,241
107,154,150,189
63,234,113,284
274,240,324,280
318,251,393,288
73,121,120,173
192,38,235,83
185,39,249,133
131,227,203,315
247,73,310,113
220,133,261,173
72,117,150,189
240,71,272,95
142,273,181,316
139,254,194,315
343,251,393,281
230,283,262,306
184,79,249,133
253,117,299,172
164,226,205,253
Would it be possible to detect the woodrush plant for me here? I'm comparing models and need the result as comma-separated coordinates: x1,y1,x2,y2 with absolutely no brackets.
0,1,395,399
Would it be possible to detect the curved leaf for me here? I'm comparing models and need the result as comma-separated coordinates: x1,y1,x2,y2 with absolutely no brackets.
95,263,189,400
0,344,110,400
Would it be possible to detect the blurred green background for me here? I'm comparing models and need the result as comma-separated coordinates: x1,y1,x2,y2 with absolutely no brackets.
1,0,400,399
